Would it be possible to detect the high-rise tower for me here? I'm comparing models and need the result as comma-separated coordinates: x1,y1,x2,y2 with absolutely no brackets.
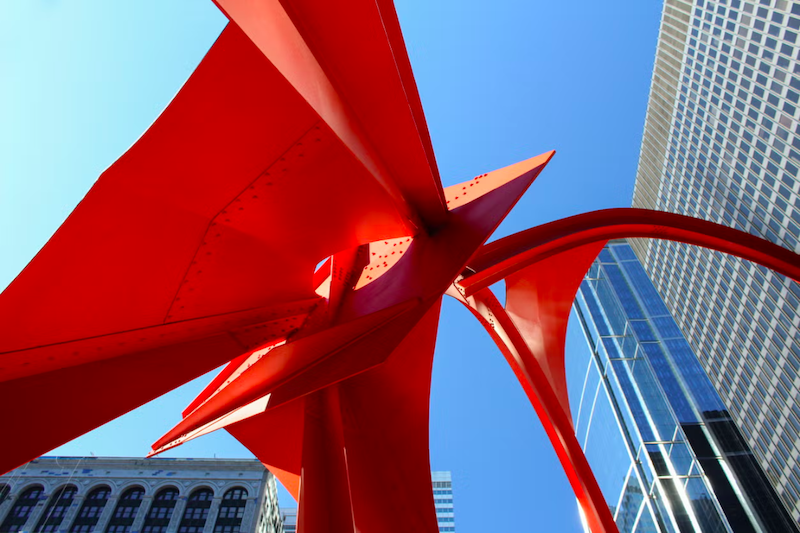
431,472,455,533
632,0,800,520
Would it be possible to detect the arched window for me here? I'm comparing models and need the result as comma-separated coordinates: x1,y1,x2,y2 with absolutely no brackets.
70,486,110,533
105,487,145,533
213,488,248,533
0,485,44,533
177,489,213,533
35,485,77,533
0,485,9,505
142,488,179,533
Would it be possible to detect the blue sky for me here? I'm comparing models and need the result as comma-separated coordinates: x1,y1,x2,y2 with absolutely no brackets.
0,1,662,531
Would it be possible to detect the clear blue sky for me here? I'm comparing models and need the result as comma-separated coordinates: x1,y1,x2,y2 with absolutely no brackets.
0,1,662,531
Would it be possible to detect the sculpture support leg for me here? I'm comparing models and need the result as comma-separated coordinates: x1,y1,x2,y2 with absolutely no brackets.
298,388,355,533
450,286,618,533
336,300,442,533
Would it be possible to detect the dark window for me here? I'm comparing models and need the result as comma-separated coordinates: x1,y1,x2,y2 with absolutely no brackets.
70,487,110,533
1,485,44,533
213,489,247,533
0,486,9,506
154,491,178,502
177,489,213,533
104,487,145,533
143,489,178,533
35,485,77,533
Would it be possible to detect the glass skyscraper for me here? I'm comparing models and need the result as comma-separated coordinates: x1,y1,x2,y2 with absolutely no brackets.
631,0,800,521
569,240,796,532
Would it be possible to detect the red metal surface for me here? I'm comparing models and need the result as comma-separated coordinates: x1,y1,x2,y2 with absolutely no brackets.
460,207,800,296
2,2,800,532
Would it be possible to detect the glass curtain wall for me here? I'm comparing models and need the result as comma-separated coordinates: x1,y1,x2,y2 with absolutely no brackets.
568,240,796,533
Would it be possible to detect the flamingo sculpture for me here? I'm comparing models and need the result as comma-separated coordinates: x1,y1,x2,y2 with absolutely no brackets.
2,1,799,532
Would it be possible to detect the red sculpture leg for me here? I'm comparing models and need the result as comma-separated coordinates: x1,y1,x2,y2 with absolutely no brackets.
335,300,442,533
449,208,800,533
500,243,607,421
448,276,617,533
457,206,800,432
298,388,356,533
220,300,442,533
461,207,800,295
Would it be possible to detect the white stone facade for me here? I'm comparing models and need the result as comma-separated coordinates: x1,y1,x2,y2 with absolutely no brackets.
0,457,282,533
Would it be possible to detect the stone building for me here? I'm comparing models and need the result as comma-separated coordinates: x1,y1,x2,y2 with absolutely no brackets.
0,457,282,533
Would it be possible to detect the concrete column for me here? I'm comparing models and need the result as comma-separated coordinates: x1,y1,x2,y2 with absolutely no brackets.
165,499,186,533
60,494,84,532
240,498,256,533
201,498,222,533
22,492,52,532
93,495,118,533
0,489,15,526
130,497,152,533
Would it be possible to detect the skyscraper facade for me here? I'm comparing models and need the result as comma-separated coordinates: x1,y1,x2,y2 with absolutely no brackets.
631,0,800,521
0,457,283,533
278,509,295,533
431,472,455,533
570,240,796,532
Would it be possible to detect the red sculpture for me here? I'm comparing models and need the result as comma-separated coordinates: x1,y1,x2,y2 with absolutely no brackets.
1,2,798,532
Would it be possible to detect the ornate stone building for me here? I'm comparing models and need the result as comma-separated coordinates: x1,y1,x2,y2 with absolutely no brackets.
0,457,282,533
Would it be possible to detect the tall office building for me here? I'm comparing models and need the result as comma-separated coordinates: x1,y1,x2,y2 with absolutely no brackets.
431,472,455,532
570,240,796,532
631,0,800,521
280,471,454,532
0,457,283,533
277,510,294,533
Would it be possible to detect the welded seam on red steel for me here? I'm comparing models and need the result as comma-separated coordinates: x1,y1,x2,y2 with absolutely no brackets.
162,121,324,323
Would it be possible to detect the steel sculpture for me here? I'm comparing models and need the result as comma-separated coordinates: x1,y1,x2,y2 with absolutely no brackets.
1,1,799,532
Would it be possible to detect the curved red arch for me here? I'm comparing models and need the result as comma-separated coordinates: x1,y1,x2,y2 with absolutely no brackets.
448,282,617,533
450,207,800,533
460,208,800,295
